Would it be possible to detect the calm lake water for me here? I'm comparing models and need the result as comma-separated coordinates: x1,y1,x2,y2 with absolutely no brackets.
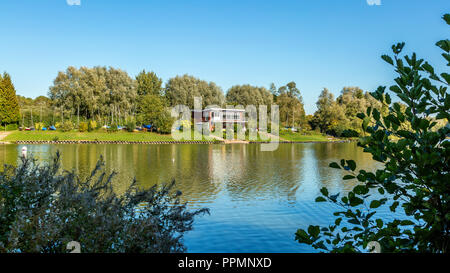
0,142,386,253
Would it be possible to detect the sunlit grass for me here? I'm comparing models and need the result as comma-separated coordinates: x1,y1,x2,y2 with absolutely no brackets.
4,130,215,142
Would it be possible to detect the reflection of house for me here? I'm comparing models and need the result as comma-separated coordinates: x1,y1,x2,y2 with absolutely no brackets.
192,107,246,131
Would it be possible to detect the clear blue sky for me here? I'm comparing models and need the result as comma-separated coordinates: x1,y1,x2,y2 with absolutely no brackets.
0,0,448,114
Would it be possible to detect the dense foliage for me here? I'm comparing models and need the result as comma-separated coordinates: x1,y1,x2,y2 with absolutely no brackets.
270,82,307,129
136,70,163,97
49,66,137,121
0,152,209,253
310,87,384,136
164,74,225,109
296,14,450,253
226,84,273,108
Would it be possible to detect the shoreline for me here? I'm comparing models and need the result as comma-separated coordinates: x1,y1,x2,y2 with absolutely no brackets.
1,131,358,145
2,139,357,145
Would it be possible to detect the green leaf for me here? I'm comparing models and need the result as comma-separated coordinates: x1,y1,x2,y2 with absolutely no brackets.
422,62,435,74
295,229,310,243
315,197,327,202
308,225,320,238
353,185,369,195
329,162,341,169
436,39,450,53
376,219,383,228
343,175,355,180
372,109,380,122
385,93,391,105
381,55,394,65
346,160,356,171
390,201,399,212
441,73,450,84
400,220,415,226
320,187,329,197
349,196,363,207
444,14,450,25
370,200,382,209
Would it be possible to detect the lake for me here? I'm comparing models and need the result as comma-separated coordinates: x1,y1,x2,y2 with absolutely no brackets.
0,142,384,252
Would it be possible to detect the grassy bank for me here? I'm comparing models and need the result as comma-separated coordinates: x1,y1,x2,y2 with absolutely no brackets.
3,131,214,143
3,130,350,143
279,131,335,142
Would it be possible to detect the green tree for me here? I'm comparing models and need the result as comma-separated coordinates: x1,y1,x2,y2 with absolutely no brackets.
136,70,162,97
296,14,450,253
153,109,174,134
164,74,225,109
0,73,20,126
226,84,273,107
49,66,137,121
336,87,383,135
312,88,346,134
138,94,166,126
276,82,306,129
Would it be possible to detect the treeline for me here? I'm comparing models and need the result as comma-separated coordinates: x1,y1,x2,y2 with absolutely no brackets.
5,66,445,136
21,66,308,133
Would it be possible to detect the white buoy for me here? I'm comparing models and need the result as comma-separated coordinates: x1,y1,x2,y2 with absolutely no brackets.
21,146,27,159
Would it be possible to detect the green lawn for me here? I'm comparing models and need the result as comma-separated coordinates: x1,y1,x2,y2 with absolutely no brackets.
220,130,342,142
279,131,333,142
3,130,345,143
3,130,215,142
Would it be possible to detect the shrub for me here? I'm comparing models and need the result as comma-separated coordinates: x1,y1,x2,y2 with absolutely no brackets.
107,123,118,133
126,120,136,132
154,110,174,134
5,124,18,131
180,120,191,130
78,122,88,132
296,14,450,253
0,152,209,253
88,120,97,132
60,120,74,132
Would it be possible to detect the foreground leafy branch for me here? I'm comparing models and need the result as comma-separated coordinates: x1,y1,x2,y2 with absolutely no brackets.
0,152,209,253
296,14,450,253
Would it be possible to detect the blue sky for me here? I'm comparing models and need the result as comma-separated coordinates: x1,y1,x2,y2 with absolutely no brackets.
0,0,448,114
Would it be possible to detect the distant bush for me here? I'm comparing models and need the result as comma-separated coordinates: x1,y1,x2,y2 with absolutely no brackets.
180,120,191,130
126,120,136,132
78,122,88,132
154,110,174,134
108,123,118,133
0,152,209,253
7,124,18,131
88,120,97,132
1,124,18,131
59,121,74,132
